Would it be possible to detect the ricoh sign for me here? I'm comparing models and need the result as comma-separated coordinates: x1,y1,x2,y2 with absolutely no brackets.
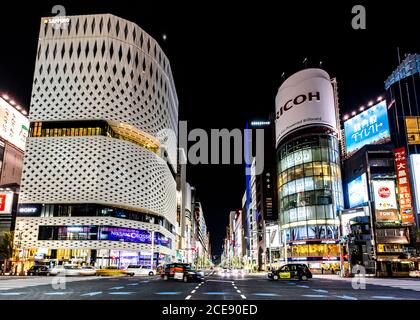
275,69,337,146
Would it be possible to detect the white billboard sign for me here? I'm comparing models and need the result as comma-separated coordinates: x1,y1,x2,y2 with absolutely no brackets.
372,180,398,210
275,69,337,146
341,207,369,236
0,97,29,151
265,224,281,248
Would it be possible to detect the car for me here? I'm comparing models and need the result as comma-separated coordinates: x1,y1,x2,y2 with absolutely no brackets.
78,266,97,276
49,265,80,276
161,263,204,283
156,264,165,275
27,265,50,276
125,265,155,276
96,267,130,276
409,270,420,278
268,263,312,281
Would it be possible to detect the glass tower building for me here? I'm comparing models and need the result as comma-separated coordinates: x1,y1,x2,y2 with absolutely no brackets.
275,69,344,271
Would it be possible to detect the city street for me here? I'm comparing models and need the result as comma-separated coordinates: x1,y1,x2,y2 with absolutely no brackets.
0,272,419,300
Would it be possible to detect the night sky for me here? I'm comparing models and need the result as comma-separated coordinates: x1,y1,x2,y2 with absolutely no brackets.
0,1,419,256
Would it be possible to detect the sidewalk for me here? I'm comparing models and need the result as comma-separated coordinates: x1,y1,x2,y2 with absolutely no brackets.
0,276,30,280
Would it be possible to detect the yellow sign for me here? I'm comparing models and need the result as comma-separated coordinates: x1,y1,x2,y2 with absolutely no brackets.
280,272,291,279
406,117,420,144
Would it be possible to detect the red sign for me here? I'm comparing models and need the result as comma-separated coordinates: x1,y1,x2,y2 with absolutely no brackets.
0,195,6,211
394,147,414,225
378,187,391,198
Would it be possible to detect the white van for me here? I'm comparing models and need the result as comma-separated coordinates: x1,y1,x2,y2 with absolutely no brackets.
125,265,154,276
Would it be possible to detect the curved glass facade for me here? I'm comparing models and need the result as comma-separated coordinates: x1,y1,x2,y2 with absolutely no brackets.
277,134,344,245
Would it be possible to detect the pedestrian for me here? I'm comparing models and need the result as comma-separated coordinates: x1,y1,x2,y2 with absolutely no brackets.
321,267,324,274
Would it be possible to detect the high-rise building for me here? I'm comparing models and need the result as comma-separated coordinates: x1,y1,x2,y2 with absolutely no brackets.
193,201,208,268
275,69,344,272
385,53,420,228
247,119,278,271
14,14,178,271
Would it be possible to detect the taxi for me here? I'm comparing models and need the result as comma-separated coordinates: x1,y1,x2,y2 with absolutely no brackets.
268,263,312,281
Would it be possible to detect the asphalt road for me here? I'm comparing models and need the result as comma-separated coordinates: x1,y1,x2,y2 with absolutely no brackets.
0,272,419,300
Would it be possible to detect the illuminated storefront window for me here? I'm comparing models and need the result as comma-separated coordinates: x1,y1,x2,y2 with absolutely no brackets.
30,120,159,153
38,225,172,249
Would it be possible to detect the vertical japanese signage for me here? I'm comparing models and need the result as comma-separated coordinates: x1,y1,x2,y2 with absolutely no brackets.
394,147,414,225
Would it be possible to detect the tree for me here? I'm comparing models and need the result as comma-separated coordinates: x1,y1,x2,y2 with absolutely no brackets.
0,231,14,260
0,231,15,273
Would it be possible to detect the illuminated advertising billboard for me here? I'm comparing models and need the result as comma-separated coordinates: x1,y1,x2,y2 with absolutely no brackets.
99,227,171,248
347,173,369,208
341,207,369,236
266,224,281,248
372,180,400,224
344,100,390,157
275,69,337,146
0,192,13,214
0,97,29,151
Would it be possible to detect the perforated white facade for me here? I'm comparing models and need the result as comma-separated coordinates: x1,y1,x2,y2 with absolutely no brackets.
15,14,179,265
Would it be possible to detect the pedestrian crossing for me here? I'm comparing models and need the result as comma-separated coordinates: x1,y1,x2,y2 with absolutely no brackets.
0,276,100,291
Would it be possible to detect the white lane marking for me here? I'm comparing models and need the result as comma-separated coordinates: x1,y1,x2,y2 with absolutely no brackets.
312,289,328,293
302,294,328,298
127,283,139,286
252,293,281,297
371,296,400,300
0,292,25,296
185,295,192,300
335,295,357,300
108,292,134,295
234,286,238,290
44,292,71,295
297,285,310,288
80,292,102,296
195,286,199,289
191,290,196,294
109,286,125,290
241,294,247,299
237,290,241,293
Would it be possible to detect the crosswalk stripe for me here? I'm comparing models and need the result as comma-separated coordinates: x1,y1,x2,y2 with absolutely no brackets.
80,292,102,296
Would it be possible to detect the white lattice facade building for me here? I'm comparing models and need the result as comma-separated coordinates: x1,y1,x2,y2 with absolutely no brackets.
15,14,179,267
